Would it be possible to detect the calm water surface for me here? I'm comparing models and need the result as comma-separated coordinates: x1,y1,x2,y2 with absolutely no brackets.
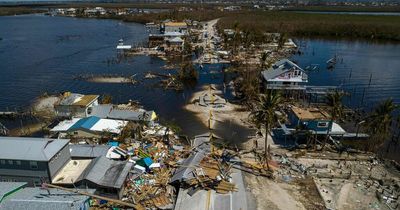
292,38,400,110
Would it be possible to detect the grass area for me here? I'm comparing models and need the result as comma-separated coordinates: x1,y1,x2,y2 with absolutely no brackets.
217,11,400,41
0,6,44,16
89,9,228,24
45,2,220,10
283,6,400,13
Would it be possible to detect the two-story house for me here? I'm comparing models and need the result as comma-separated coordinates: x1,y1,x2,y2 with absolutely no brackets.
0,137,70,186
261,59,308,90
54,92,99,118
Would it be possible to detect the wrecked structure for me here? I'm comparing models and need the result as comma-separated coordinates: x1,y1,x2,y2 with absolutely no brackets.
54,92,99,118
50,116,128,139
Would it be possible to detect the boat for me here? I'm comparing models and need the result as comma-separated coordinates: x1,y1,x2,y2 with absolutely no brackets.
326,54,337,69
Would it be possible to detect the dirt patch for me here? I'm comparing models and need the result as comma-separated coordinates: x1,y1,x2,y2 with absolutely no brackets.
244,173,307,210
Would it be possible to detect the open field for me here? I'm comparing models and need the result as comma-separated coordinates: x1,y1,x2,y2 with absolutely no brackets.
283,6,400,12
0,6,44,16
217,11,400,41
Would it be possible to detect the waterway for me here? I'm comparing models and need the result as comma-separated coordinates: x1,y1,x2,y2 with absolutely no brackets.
0,14,399,144
291,38,400,110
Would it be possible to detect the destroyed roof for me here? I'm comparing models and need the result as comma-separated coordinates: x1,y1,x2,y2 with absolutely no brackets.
163,31,184,37
90,104,156,122
0,187,94,210
261,59,305,81
291,106,331,121
65,116,128,134
58,93,99,107
69,144,111,158
164,22,187,27
83,156,132,189
0,137,69,161
0,182,27,204
169,37,184,43
174,168,248,210
170,150,206,183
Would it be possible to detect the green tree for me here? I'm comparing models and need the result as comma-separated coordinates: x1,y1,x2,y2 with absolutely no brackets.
249,90,282,168
366,98,398,151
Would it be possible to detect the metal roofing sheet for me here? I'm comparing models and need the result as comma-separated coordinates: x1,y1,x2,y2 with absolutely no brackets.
69,144,111,158
69,116,100,131
0,137,69,161
0,187,94,210
83,156,132,189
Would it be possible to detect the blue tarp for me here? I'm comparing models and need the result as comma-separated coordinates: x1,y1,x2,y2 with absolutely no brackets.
136,157,153,168
107,141,119,147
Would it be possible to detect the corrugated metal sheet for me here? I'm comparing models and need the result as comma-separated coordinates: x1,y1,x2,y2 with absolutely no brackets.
69,116,100,131
0,187,94,210
170,151,206,183
69,144,111,158
83,156,132,189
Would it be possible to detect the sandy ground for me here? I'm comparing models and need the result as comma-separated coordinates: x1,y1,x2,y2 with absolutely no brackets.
33,95,59,112
184,86,250,127
86,76,133,83
244,174,307,210
9,122,46,136
184,86,255,148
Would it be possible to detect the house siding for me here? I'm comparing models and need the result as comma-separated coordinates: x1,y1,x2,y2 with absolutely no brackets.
0,161,50,186
48,144,71,179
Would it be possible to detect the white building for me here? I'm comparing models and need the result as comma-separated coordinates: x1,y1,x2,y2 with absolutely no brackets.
50,116,128,138
163,22,188,34
261,59,308,90
54,93,99,118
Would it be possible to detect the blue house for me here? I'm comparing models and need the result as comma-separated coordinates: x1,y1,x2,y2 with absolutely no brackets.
288,106,333,134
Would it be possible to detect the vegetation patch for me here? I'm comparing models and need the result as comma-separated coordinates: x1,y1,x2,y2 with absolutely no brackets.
217,11,400,41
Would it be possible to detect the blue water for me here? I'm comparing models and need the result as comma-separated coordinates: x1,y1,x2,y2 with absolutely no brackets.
291,38,400,110
0,14,253,143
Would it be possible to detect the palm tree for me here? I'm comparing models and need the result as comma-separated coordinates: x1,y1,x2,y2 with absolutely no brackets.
260,52,268,69
366,98,398,151
323,90,345,148
249,90,282,168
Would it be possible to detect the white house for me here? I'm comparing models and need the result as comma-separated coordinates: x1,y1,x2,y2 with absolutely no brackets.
54,92,99,118
163,22,188,34
261,59,308,90
50,116,128,138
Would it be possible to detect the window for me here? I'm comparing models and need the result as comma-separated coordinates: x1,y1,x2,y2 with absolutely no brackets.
0,160,5,165
317,122,328,128
30,161,38,169
16,160,21,165
8,160,13,165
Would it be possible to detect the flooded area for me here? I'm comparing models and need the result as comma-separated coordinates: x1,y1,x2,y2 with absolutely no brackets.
0,14,248,142
292,38,400,110
0,14,399,142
